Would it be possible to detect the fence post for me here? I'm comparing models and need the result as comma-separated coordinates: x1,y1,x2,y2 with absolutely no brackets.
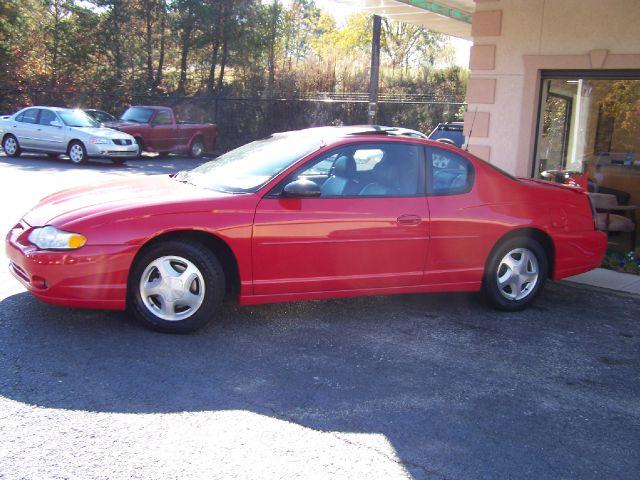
368,14,382,125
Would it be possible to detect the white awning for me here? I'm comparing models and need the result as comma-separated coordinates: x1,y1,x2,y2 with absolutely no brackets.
332,0,474,40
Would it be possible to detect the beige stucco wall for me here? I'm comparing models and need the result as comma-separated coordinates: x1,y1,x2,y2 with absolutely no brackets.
466,0,640,176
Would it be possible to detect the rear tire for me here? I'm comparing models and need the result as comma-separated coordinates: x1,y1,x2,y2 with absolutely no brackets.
2,135,21,157
67,141,87,164
128,240,225,333
482,236,548,311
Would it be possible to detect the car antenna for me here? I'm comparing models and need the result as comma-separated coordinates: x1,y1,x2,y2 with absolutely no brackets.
464,107,478,152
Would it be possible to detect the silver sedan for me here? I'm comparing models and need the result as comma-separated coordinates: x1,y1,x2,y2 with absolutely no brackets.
0,107,139,165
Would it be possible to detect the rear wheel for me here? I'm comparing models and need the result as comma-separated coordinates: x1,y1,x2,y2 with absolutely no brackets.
128,240,225,333
189,137,205,158
2,135,21,157
68,141,87,164
482,237,548,311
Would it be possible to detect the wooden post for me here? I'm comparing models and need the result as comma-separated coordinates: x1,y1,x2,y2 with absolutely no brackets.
368,15,382,125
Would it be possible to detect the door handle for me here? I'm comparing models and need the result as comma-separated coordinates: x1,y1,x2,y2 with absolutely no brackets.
396,214,422,226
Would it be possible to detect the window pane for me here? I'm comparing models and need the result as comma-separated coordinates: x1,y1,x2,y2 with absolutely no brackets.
38,110,57,126
153,111,171,125
428,148,472,195
534,76,640,246
295,143,421,197
20,109,38,124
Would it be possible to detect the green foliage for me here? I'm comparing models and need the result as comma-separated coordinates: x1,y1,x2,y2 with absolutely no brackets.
602,248,640,275
0,0,467,146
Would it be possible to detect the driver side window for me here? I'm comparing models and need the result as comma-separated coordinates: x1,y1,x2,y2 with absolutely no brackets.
288,142,423,198
152,111,172,125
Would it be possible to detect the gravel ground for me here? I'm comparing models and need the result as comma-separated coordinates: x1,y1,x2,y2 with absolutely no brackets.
0,153,639,480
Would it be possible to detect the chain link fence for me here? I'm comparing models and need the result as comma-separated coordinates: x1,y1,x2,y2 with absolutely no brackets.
0,89,466,151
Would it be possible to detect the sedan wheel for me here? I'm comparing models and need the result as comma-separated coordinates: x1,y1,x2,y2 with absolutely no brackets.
68,141,87,164
482,237,547,311
2,135,21,157
129,240,225,333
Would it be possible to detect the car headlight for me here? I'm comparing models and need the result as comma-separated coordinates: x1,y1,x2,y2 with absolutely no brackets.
88,137,109,144
28,226,87,250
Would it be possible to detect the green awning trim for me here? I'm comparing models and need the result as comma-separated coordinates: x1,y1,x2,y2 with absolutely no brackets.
400,0,473,24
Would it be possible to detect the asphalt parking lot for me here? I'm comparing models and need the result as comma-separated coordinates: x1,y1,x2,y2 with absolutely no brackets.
0,152,639,480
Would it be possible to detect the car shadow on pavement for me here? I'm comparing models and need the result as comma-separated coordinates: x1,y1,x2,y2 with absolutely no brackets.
0,284,639,479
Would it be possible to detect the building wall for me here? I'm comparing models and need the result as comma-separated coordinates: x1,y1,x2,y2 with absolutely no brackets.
465,0,640,176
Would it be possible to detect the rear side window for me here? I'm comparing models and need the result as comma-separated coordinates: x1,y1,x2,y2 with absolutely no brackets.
427,147,474,196
17,108,39,124
38,109,58,126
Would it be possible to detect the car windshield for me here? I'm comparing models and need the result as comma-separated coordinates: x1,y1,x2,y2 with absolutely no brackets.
184,134,324,193
58,110,98,127
121,107,155,123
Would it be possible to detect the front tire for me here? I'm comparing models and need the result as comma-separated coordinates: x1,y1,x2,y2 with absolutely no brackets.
128,240,225,333
68,141,87,164
189,137,205,158
134,138,144,158
2,135,21,157
482,236,548,311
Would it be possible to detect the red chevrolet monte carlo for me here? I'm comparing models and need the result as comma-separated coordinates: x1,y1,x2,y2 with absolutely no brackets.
6,126,606,333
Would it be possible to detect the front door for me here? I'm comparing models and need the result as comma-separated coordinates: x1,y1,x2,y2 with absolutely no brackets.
147,110,174,151
252,141,429,296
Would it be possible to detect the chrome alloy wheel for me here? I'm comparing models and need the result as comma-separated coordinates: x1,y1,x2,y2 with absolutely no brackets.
69,143,85,163
139,256,206,321
496,248,539,301
3,137,17,155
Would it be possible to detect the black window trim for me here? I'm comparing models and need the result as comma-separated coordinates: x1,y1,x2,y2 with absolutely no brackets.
425,145,475,197
265,140,427,199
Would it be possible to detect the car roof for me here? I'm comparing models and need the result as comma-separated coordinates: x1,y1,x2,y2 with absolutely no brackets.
273,125,427,142
21,106,81,113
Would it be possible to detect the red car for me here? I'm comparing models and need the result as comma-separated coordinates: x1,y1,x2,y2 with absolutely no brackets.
6,126,606,333
107,106,217,157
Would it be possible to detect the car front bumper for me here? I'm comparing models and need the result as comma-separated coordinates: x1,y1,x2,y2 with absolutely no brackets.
6,221,136,310
86,142,139,159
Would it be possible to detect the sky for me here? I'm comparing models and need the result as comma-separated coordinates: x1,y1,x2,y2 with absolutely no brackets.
314,0,471,68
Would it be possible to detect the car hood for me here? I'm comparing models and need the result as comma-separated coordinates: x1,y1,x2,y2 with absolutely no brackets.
72,126,134,139
23,175,228,227
103,121,140,130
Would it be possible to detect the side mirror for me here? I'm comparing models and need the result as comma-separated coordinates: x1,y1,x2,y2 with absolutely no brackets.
282,179,321,198
50,120,62,128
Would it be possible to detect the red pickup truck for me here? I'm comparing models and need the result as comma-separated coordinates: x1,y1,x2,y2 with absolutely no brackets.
107,106,217,158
